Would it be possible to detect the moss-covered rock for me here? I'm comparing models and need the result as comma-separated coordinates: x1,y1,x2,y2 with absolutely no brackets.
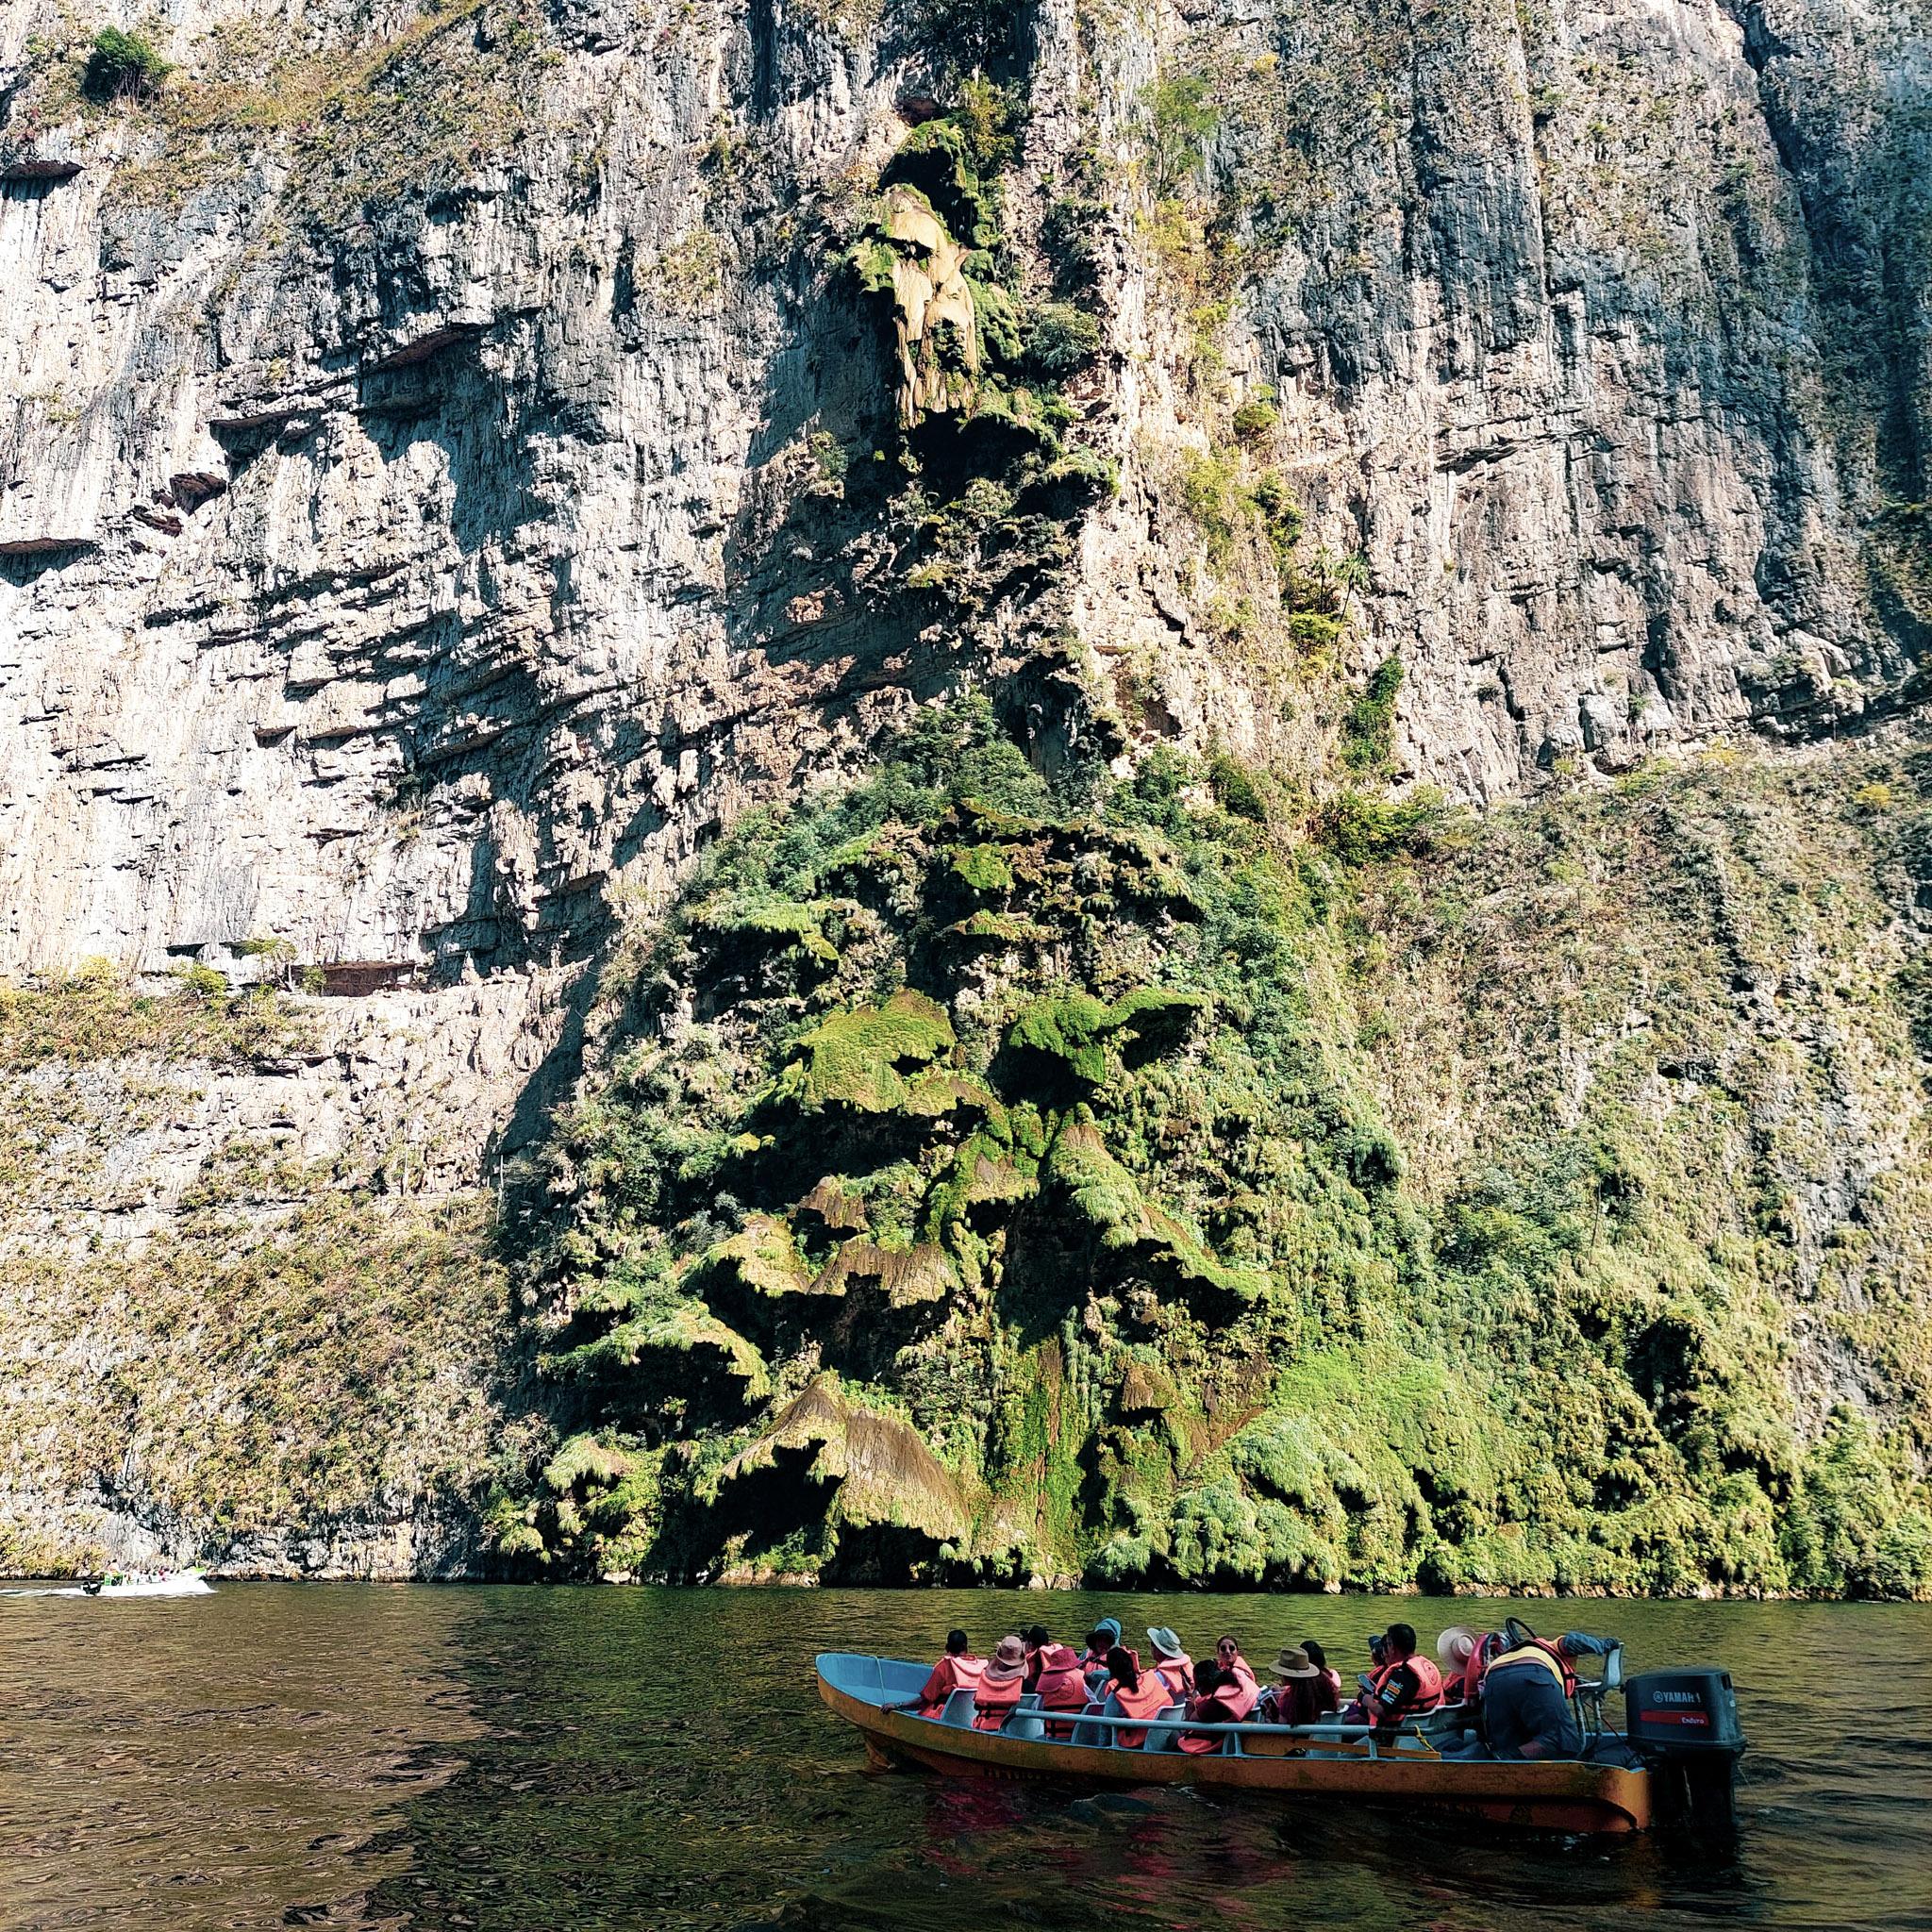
508,705,1932,1597
766,991,957,1114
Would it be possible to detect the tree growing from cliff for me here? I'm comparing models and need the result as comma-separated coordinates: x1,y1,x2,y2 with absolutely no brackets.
1142,72,1219,198
81,27,171,105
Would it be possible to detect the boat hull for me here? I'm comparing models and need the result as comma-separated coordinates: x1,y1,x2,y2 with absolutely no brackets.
817,1656,1651,1836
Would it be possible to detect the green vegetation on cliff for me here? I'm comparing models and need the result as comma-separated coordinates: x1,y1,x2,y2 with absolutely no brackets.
844,75,1115,523
503,712,1932,1596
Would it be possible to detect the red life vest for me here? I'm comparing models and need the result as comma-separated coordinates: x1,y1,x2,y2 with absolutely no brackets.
972,1671,1025,1731
915,1652,983,1716
1152,1654,1194,1702
1436,1646,1477,1707
1368,1653,1443,1721
1106,1674,1173,1749
1459,1636,1505,1705
1178,1678,1257,1752
1445,1631,1499,1706
1033,1648,1089,1739
1223,1661,1259,1717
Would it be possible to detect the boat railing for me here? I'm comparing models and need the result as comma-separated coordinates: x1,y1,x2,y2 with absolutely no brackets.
1573,1643,1624,1738
924,1697,1441,1758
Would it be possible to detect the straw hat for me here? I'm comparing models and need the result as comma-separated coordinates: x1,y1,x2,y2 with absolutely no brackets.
1271,1645,1318,1681
984,1634,1028,1683
1437,1624,1479,1668
1147,1626,1187,1660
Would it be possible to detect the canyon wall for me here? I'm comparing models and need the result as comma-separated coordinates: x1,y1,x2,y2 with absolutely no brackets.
1,0,1927,1586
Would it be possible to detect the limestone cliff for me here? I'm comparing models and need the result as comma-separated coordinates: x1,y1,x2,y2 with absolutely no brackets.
1,0,1927,1588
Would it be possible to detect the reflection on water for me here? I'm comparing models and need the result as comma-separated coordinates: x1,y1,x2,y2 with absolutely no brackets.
0,1585,476,1929
3,1585,1926,1932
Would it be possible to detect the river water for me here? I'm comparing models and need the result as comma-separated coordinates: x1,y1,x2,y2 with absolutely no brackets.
2,1585,1925,1931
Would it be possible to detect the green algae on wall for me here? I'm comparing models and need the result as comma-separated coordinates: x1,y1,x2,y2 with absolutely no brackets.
507,708,1932,1597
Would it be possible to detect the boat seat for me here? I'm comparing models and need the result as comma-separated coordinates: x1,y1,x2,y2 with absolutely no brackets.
1006,1692,1047,1741
1142,1703,1187,1752
1070,1696,1124,1748
1574,1643,1624,1734
938,1687,978,1728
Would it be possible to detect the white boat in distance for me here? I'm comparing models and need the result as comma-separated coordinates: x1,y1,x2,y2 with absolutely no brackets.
67,1571,215,1598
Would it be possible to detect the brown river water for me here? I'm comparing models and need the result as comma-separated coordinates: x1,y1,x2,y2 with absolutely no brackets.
2,1584,1926,1931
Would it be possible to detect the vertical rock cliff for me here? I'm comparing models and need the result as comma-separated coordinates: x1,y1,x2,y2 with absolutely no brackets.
1,0,1927,1586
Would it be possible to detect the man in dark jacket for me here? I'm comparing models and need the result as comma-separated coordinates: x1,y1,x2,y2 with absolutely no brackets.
1449,1625,1618,1760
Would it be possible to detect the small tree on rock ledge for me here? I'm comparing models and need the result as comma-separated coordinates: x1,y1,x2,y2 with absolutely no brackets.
82,27,172,106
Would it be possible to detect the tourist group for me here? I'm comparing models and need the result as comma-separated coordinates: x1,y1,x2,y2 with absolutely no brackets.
898,1617,1619,1759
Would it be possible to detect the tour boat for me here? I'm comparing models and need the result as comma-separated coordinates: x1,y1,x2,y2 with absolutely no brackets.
69,1571,215,1598
816,1650,1744,1839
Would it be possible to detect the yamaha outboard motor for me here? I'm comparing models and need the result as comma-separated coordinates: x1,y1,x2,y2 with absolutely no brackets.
1625,1669,1746,1838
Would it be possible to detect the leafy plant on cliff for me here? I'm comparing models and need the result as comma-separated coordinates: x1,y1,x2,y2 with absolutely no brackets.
1341,657,1404,773
1142,72,1219,199
82,26,172,104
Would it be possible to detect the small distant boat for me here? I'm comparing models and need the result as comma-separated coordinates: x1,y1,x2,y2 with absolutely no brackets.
817,1650,1744,1840
67,1570,215,1599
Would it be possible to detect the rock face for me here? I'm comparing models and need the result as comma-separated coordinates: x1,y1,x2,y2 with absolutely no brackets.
3,0,1927,985
0,0,1928,1582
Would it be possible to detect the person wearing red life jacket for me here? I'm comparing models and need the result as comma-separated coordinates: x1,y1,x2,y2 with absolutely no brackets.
1212,1634,1259,1709
1302,1639,1343,1710
1146,1626,1194,1703
1021,1624,1052,1691
1348,1623,1442,1735
1177,1658,1259,1753
898,1629,984,1717
1436,1625,1489,1706
1080,1618,1127,1696
1101,1647,1174,1749
972,1634,1029,1732
1031,1641,1089,1740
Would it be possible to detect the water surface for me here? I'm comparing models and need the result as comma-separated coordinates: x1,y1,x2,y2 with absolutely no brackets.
2,1585,1924,1930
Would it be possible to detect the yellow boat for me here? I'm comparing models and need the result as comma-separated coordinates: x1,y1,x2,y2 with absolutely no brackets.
817,1650,1744,1839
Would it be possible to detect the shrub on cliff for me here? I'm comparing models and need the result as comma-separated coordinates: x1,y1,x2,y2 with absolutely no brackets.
82,27,170,104
1341,657,1405,773
1141,71,1219,198
1041,197,1108,302
1022,303,1101,382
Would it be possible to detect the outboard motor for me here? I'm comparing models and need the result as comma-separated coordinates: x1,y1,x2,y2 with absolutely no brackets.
1625,1669,1746,1839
